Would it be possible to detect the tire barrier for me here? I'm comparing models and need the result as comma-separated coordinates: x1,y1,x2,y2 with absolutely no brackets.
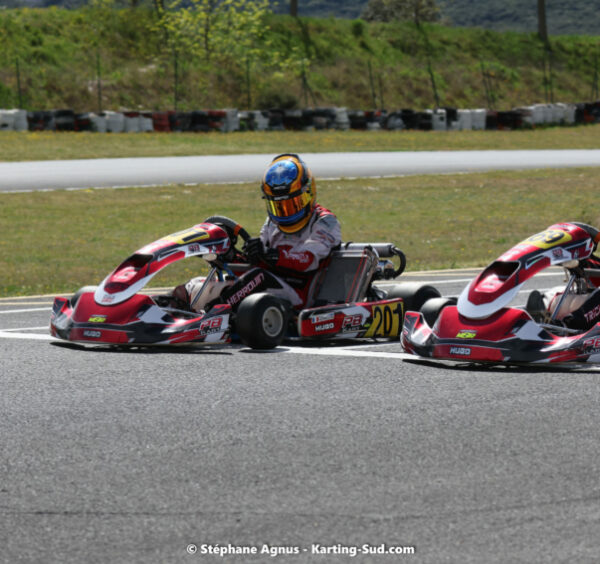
0,102,598,133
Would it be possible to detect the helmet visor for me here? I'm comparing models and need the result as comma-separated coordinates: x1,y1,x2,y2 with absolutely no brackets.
266,190,312,221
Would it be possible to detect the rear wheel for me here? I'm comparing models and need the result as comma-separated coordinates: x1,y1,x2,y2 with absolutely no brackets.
236,293,290,349
383,282,441,312
71,285,98,307
420,296,457,327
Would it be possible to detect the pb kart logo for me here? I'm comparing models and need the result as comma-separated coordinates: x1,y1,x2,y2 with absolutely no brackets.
342,314,364,333
199,317,223,336
582,336,600,354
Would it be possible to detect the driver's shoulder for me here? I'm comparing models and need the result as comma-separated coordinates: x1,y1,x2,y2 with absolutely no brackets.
313,205,340,228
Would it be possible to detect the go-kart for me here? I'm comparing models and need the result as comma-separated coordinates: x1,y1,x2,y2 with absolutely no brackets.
51,216,442,349
402,222,600,366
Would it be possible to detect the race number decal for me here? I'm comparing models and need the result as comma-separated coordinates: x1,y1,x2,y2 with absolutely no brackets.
523,229,572,249
364,302,403,338
164,228,209,245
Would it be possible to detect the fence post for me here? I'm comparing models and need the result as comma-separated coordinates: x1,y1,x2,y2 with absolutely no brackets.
15,57,23,108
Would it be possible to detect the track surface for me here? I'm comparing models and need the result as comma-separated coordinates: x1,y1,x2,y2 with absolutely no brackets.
3,149,600,191
3,270,600,563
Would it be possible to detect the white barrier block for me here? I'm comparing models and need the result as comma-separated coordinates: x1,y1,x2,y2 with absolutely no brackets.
0,110,16,131
335,107,350,130
471,109,487,130
105,111,125,133
456,109,473,130
90,113,107,133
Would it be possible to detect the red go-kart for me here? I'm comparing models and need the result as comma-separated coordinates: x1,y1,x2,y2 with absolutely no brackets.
402,222,600,366
51,216,442,349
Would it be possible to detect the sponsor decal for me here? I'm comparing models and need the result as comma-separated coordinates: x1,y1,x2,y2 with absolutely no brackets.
188,243,201,253
342,314,363,333
581,336,600,354
83,330,101,338
552,248,564,259
584,304,600,323
311,313,335,324
88,315,107,323
314,229,336,245
583,337,600,349
449,346,471,356
456,329,477,339
280,248,311,265
226,272,265,306
101,295,115,303
314,322,335,332
199,317,223,336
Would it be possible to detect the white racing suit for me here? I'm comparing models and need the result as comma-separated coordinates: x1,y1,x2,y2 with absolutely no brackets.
184,205,342,312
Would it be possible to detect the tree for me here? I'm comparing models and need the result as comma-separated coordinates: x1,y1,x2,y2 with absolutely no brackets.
361,0,439,26
537,0,548,44
290,0,297,17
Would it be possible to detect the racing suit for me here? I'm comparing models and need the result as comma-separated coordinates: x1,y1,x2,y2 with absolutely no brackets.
183,205,341,312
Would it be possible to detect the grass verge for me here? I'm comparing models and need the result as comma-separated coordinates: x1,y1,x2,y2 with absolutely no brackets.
2,167,600,297
0,126,599,162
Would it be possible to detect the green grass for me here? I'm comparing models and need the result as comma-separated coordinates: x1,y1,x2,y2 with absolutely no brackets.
2,166,600,297
1,125,600,161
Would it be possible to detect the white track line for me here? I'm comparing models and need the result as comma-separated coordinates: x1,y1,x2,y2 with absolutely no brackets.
0,331,56,341
2,326,49,331
279,346,412,359
0,307,51,314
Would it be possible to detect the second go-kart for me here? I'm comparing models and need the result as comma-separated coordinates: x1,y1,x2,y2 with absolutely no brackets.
402,222,600,366
51,216,442,350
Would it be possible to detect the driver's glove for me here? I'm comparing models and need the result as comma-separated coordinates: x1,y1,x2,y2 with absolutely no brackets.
244,237,279,266
244,237,264,264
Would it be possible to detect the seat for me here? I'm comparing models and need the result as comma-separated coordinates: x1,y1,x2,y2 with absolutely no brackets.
306,247,379,307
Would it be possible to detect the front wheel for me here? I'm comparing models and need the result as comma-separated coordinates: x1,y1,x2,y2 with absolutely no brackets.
420,296,458,327
236,293,290,349
71,285,98,307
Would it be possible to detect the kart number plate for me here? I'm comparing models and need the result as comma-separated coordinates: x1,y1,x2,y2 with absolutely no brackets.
364,303,403,338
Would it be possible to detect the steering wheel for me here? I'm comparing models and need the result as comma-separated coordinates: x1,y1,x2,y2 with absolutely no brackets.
203,215,252,256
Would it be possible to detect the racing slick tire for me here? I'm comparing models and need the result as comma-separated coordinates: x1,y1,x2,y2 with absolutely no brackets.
71,286,98,307
384,283,441,313
236,293,290,350
419,296,458,327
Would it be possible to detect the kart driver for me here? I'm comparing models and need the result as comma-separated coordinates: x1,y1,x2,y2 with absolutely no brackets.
526,224,600,331
172,153,342,312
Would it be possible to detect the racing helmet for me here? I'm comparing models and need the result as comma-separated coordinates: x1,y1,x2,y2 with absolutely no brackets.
261,153,316,233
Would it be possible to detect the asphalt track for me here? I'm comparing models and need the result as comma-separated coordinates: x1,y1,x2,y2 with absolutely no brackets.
2,149,600,191
3,269,600,563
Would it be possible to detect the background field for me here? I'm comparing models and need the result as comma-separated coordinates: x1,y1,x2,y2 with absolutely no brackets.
2,165,600,297
1,7,600,113
1,125,600,161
